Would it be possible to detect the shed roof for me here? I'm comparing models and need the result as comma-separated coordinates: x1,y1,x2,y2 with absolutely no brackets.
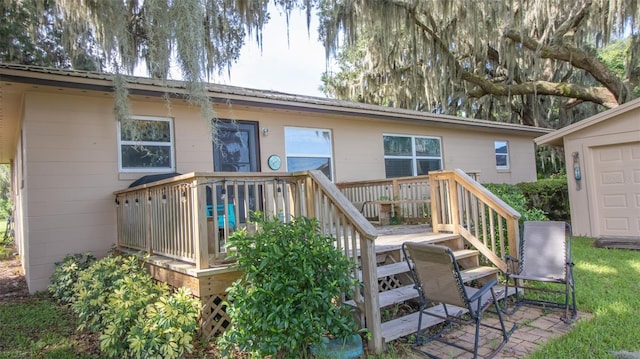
535,97,640,146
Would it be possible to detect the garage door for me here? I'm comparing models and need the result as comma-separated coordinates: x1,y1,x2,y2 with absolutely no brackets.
592,142,640,238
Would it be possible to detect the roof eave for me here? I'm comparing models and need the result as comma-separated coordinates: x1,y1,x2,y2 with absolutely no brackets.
1,64,552,137
535,97,640,146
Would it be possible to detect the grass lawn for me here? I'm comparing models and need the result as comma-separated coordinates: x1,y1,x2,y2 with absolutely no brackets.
0,236,638,358
0,295,100,359
527,236,640,358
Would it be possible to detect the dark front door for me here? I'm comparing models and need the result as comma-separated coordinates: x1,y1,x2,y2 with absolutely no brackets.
213,120,260,172
212,121,261,223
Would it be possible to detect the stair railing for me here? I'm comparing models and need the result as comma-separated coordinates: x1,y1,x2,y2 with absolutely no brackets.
429,169,521,272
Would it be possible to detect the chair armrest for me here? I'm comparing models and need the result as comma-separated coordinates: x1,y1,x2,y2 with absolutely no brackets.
468,279,497,302
505,255,520,275
505,255,519,263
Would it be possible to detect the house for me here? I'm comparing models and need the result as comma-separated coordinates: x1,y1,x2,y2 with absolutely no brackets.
536,98,640,240
0,63,550,293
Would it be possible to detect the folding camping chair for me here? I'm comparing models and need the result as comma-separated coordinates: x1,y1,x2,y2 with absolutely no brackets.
402,242,516,359
504,221,577,322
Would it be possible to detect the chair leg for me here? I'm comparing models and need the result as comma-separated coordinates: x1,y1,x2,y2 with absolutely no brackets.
502,277,520,315
473,316,481,359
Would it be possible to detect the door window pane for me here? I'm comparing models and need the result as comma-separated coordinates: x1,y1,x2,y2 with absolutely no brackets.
213,121,259,173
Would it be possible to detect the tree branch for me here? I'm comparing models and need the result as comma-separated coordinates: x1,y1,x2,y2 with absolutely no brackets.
409,6,618,109
504,29,631,104
463,72,618,108
553,1,592,44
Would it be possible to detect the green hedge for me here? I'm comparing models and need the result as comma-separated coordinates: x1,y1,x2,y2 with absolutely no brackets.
485,176,570,222
517,176,570,221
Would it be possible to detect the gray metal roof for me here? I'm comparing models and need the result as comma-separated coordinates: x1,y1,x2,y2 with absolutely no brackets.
0,63,552,136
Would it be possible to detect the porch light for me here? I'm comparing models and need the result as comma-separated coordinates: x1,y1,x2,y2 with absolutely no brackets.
162,193,167,204
135,198,139,206
181,191,187,203
221,188,226,199
125,199,129,206
115,198,120,207
148,196,152,203
262,127,269,136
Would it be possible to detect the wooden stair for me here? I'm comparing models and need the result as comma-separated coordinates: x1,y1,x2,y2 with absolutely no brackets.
350,232,511,344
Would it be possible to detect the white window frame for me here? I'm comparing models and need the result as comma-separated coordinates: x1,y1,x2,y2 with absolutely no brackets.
284,126,334,180
117,115,175,173
494,140,510,170
383,134,443,177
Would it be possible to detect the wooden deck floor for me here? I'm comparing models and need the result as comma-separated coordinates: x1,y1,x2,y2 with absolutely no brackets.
372,223,458,253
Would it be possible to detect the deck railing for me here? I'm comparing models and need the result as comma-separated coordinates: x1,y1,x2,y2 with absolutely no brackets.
429,169,520,272
113,171,384,353
336,172,480,223
336,175,432,222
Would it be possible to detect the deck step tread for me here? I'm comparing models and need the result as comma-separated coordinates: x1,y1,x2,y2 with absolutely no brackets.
454,249,479,260
381,306,454,343
376,262,410,278
370,249,479,279
373,233,461,255
460,266,499,282
380,285,515,343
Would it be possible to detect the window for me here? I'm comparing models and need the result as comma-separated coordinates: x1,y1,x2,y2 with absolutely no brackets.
494,140,509,170
285,127,333,180
118,116,175,172
383,135,442,178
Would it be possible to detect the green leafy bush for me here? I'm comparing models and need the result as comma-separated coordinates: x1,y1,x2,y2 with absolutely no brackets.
219,215,359,358
72,255,147,332
127,288,201,359
517,176,570,221
99,271,167,358
484,183,548,224
69,254,201,358
48,252,96,304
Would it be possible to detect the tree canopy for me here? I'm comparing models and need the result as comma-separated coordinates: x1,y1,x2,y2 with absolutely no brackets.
319,0,640,128
0,0,101,69
3,0,638,130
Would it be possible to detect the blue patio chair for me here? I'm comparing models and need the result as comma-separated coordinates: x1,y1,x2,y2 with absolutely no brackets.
206,203,236,230
504,221,577,322
402,242,516,359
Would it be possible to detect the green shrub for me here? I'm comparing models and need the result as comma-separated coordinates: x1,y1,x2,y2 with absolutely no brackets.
517,176,570,221
71,255,146,332
48,252,96,304
219,215,359,358
484,183,548,224
127,288,201,359
71,254,201,359
99,271,167,358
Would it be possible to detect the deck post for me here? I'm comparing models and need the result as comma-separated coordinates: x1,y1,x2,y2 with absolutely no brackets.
305,174,316,218
429,174,440,233
192,177,209,269
360,235,383,353
145,189,153,255
448,174,460,234
506,217,520,261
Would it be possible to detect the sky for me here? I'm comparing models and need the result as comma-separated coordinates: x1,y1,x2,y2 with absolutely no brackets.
212,8,330,98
